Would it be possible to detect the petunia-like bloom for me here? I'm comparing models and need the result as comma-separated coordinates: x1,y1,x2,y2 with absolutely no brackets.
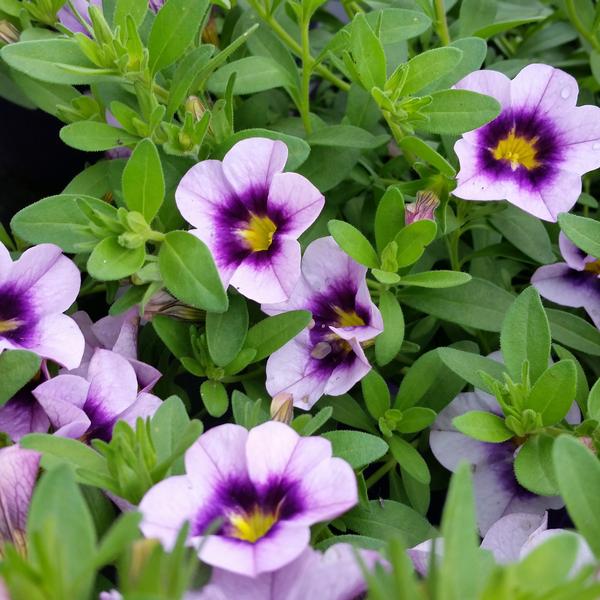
264,236,383,410
0,242,84,369
139,421,358,577
175,138,325,304
532,232,600,329
405,191,439,225
0,379,49,442
453,64,600,222
33,349,161,442
429,389,576,535
68,309,161,391
0,445,40,555
195,544,383,600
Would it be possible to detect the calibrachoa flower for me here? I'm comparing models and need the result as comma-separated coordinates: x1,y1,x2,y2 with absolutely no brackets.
532,232,600,329
69,309,161,391
175,138,325,304
405,191,439,225
0,379,49,442
0,445,39,554
32,349,161,441
0,242,84,369
453,64,600,221
429,389,575,534
139,421,358,577
195,544,382,600
264,236,383,409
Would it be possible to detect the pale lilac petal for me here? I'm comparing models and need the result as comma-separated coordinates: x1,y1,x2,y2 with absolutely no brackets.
0,243,12,287
559,232,589,270
267,172,324,237
261,276,314,316
408,539,442,576
230,238,301,303
26,255,80,315
510,63,578,116
189,228,237,290
28,313,85,369
175,160,234,229
558,105,600,175
0,445,40,539
0,396,50,441
117,392,161,427
86,350,138,421
252,520,311,576
139,475,200,550
8,244,63,293
92,309,138,359
222,138,287,199
481,512,548,563
323,340,372,397
196,535,258,577
129,358,162,392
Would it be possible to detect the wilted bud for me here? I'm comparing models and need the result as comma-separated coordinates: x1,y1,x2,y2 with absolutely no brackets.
130,539,161,582
201,14,219,46
405,191,439,225
143,290,204,322
0,21,19,45
579,436,597,454
270,393,294,425
185,95,206,121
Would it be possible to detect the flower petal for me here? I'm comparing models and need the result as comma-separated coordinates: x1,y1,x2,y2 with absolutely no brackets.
0,395,50,441
8,244,63,293
323,339,372,397
28,313,85,369
27,255,81,316
117,392,161,427
558,232,590,270
557,105,600,175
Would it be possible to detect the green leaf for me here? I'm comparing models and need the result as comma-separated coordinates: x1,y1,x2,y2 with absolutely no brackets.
375,291,404,367
400,277,515,332
490,204,556,264
87,237,145,281
207,56,294,95
308,125,388,149
299,406,333,436
374,186,405,253
94,512,142,568
148,0,209,73
458,0,496,37
343,499,435,547
396,407,437,434
200,380,229,418
525,360,576,426
231,390,269,429
244,310,312,363
553,435,600,556
452,411,513,442
122,139,164,222
113,0,148,30
558,213,600,257
419,89,501,135
328,220,379,268
388,436,430,484
349,13,386,90
402,46,463,95
588,379,600,421
11,194,116,253
553,344,589,413
361,370,390,420
0,350,41,406
500,287,551,384
437,347,506,391
366,9,432,44
206,294,248,367
514,434,558,496
322,430,388,469
397,136,455,177
152,315,193,359
394,220,437,268
1,39,110,85
159,231,228,312
399,271,471,288
320,394,378,434
60,122,138,152
547,309,600,356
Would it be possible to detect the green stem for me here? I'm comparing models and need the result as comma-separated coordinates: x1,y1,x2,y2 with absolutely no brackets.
300,17,313,134
433,0,451,46
565,0,600,52
365,457,396,488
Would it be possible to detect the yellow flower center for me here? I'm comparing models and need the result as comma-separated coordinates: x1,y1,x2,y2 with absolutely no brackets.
333,306,365,327
238,214,277,252
227,507,278,543
584,259,600,275
491,127,541,171
0,318,23,334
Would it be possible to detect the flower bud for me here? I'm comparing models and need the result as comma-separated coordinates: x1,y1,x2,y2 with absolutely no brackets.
185,96,206,121
405,190,439,225
143,290,204,322
0,21,19,45
579,436,597,454
270,393,294,425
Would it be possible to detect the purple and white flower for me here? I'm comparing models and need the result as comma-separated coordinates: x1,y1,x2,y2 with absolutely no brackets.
264,236,383,410
0,242,84,369
429,389,575,535
69,309,161,391
139,421,358,577
175,138,324,304
0,445,40,554
0,379,49,442
532,232,600,329
405,191,439,225
195,544,382,600
453,64,600,222
32,349,161,442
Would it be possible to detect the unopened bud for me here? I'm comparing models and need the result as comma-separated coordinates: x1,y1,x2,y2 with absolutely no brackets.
185,96,206,121
0,21,19,45
270,393,293,424
201,14,219,46
405,191,439,225
143,290,203,322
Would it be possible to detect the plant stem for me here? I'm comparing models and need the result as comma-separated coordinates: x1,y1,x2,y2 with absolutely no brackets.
365,457,396,488
300,17,313,134
433,0,451,46
565,0,600,52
